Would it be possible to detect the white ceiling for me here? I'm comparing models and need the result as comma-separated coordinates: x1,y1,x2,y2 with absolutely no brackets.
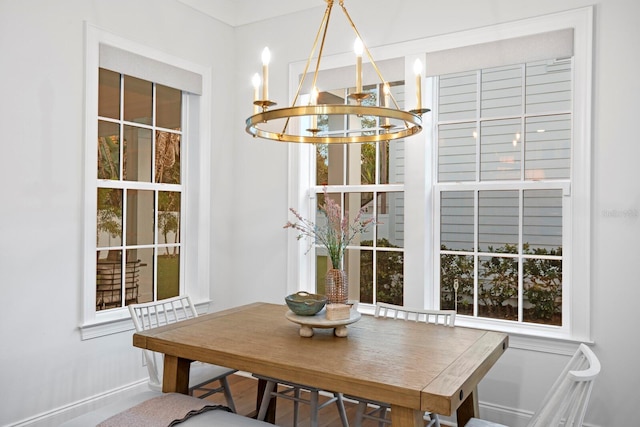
177,0,323,27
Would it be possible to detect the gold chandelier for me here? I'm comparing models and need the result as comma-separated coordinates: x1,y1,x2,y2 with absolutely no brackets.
245,0,429,144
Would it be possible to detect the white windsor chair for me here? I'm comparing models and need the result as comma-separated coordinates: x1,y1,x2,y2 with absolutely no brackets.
352,302,457,427
128,295,237,412
465,343,600,427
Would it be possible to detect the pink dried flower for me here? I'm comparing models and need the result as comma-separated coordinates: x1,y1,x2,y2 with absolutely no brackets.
284,187,376,269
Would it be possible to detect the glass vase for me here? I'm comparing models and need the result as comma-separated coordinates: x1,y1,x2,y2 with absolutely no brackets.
325,269,348,304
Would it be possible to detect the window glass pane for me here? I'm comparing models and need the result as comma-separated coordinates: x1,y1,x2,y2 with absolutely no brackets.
124,75,152,125
478,255,518,320
525,114,570,180
156,84,181,130
125,248,152,305
158,191,181,245
97,188,122,247
377,251,403,305
99,68,120,119
440,191,474,251
96,251,123,311
438,71,477,122
316,144,329,185
316,192,342,269
327,144,346,185
126,189,154,246
478,190,518,253
383,139,405,184
524,257,562,325
526,59,572,114
438,122,476,182
98,121,120,180
156,131,181,184
356,249,373,304
376,192,404,249
480,118,521,181
384,82,406,185
356,142,376,185
523,189,562,251
316,250,329,294
123,125,152,182
158,247,180,300
481,65,522,117
344,192,374,248
440,254,474,314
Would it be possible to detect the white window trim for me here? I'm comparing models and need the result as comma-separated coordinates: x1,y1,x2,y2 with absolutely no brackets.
287,7,593,349
81,23,213,339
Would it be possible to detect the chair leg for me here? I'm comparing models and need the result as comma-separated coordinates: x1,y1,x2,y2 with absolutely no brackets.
309,390,319,427
355,401,367,427
219,376,236,413
334,393,349,427
293,387,301,427
257,381,277,421
378,407,388,427
425,412,440,427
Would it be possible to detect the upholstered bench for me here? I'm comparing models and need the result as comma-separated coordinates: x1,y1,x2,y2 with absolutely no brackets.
60,391,272,427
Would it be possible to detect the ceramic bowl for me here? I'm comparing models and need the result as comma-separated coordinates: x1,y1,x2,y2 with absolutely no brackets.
285,292,327,316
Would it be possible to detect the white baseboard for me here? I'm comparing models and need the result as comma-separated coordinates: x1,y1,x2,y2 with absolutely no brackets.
8,380,148,427
438,400,601,427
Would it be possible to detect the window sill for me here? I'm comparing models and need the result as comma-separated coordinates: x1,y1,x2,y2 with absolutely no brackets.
79,300,212,340
357,304,591,356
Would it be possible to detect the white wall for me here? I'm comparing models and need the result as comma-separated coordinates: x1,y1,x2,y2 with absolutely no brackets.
0,0,639,426
0,0,237,425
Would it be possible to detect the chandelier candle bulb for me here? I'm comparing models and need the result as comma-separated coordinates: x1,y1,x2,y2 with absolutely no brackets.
261,47,270,101
414,58,422,111
354,37,363,94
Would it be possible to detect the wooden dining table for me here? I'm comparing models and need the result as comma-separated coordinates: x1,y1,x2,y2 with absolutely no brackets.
132,302,508,427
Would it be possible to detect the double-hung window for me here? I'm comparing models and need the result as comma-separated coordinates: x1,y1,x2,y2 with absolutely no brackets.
435,59,571,326
96,69,183,311
82,25,212,338
426,12,593,341
290,7,592,342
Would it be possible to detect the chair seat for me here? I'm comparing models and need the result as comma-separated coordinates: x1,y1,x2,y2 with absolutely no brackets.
59,391,272,427
465,418,508,427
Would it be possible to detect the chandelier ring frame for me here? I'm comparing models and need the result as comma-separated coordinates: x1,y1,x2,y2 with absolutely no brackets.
246,104,425,144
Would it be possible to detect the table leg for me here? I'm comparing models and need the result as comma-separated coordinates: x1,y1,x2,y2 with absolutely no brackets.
253,378,277,424
390,404,424,427
162,355,190,394
456,386,479,427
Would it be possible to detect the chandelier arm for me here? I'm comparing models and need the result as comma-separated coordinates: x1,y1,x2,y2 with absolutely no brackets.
282,1,334,136
309,2,333,95
339,2,389,91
